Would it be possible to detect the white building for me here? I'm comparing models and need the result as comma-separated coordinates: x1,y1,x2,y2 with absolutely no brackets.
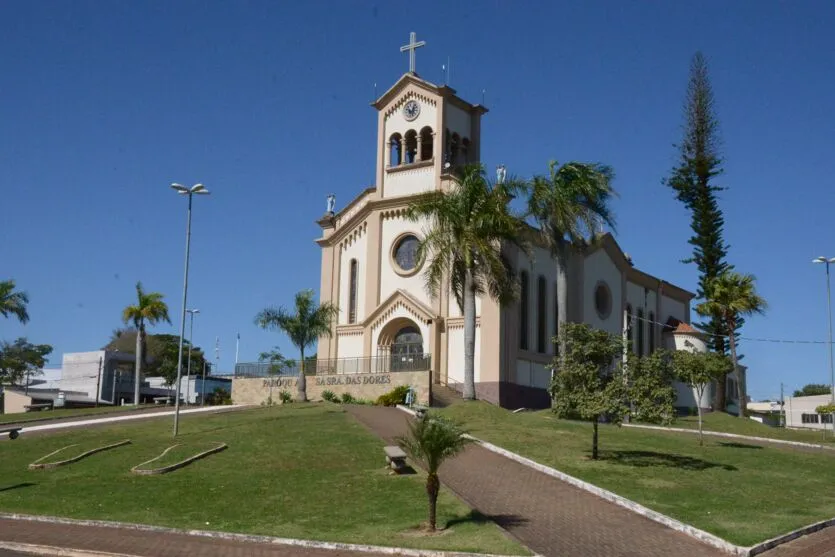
314,39,731,411
783,394,835,430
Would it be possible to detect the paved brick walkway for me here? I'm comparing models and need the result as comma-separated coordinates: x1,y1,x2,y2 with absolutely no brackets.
346,405,722,557
762,528,835,557
0,519,396,557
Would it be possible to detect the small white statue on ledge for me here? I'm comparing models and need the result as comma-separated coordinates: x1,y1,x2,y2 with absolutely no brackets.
326,193,336,215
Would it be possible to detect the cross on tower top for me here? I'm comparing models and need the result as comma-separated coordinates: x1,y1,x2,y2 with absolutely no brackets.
400,32,426,74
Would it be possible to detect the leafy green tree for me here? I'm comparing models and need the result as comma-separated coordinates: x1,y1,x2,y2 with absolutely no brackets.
664,52,736,411
259,347,287,406
407,163,526,400
0,280,29,325
151,334,206,389
628,350,677,426
397,413,473,531
696,271,767,418
0,338,53,389
255,290,338,402
794,384,832,397
672,350,733,445
121,282,171,404
549,323,626,459
526,161,616,359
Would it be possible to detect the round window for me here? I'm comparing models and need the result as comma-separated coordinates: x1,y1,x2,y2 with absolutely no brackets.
393,234,420,274
594,282,612,319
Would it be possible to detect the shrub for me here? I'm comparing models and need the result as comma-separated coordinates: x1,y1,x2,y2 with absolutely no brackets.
376,385,411,407
688,406,699,417
279,390,293,404
206,388,232,405
340,392,356,404
322,390,338,403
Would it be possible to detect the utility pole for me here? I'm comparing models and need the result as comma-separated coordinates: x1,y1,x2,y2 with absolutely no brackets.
215,336,220,377
780,382,785,428
201,360,207,407
112,370,120,405
95,357,103,408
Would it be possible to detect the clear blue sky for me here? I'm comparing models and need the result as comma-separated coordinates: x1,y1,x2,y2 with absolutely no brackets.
2,1,833,400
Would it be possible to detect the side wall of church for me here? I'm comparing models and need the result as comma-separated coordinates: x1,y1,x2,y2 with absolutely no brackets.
379,214,433,309
445,322,482,388
444,104,472,141
335,331,365,362
582,249,623,337
337,226,368,325
661,295,687,325
625,281,658,355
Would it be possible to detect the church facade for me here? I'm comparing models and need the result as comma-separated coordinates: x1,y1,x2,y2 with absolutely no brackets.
315,68,720,410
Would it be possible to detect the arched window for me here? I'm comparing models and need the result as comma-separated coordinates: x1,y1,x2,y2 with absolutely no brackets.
461,138,471,164
450,133,460,166
648,311,655,353
389,133,402,166
519,271,529,350
404,130,418,164
537,276,547,353
637,308,645,355
626,304,633,351
553,282,559,351
348,259,358,324
419,127,433,161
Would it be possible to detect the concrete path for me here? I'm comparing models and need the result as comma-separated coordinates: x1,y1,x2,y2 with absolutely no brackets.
0,519,399,557
345,405,722,557
9,406,244,437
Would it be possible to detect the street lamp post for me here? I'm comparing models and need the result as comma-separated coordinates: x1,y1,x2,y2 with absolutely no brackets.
813,257,835,411
186,308,200,406
172,183,210,437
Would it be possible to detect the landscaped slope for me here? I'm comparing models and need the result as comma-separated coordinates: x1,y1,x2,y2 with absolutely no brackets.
440,401,835,547
0,405,527,555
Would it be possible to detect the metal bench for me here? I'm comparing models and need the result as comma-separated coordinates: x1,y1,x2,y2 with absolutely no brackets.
0,427,22,440
383,445,408,473
153,397,172,405
23,403,52,412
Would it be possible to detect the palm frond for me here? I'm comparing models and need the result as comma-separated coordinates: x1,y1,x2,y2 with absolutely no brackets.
0,280,30,324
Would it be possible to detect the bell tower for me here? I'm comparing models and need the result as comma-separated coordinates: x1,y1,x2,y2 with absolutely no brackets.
371,33,488,200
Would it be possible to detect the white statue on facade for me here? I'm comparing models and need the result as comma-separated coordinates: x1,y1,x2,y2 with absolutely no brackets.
326,194,336,215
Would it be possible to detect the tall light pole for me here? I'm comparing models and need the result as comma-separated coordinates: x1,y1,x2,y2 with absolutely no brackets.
172,183,210,437
186,308,200,406
813,256,835,407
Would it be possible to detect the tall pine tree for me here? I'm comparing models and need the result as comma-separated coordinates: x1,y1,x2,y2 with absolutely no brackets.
666,52,739,412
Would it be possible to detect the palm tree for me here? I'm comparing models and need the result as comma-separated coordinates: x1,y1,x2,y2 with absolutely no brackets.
0,280,30,324
397,413,473,531
696,271,767,417
122,282,171,405
526,161,616,359
255,290,338,402
407,164,526,400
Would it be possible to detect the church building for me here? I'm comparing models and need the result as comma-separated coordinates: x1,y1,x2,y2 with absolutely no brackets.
315,35,721,410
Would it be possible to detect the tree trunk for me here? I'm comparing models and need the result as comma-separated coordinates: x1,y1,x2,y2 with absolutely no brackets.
728,319,745,418
592,418,599,460
134,325,144,405
713,324,728,412
296,348,307,402
462,268,476,400
697,405,704,446
426,472,440,530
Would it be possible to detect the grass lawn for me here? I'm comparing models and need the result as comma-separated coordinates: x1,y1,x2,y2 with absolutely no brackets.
0,404,527,555
664,411,835,445
0,404,158,425
440,402,835,547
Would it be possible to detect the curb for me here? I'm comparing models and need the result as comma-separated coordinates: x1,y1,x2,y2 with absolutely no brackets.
398,406,835,556
0,541,137,557
29,440,131,470
0,513,533,557
19,405,244,435
622,423,835,451
130,442,228,475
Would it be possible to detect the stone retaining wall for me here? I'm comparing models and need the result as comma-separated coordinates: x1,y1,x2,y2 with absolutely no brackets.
232,370,431,406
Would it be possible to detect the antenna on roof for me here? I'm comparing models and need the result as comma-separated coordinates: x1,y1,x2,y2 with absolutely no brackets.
482,89,486,105
373,82,377,100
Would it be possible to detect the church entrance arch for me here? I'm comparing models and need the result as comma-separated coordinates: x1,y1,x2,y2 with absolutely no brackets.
377,317,430,372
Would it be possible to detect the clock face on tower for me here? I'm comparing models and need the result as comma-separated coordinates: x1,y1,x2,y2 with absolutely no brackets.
403,100,420,121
